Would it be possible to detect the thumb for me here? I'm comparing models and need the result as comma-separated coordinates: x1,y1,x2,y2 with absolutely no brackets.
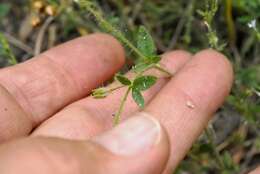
92,113,170,174
0,114,170,174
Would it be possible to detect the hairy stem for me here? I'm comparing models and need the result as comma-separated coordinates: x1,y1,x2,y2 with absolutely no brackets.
80,0,146,60
80,0,174,125
225,0,236,46
108,85,125,93
79,0,173,76
154,64,173,77
113,87,131,126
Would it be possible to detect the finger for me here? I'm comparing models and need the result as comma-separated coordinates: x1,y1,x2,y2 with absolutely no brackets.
0,34,125,141
0,85,32,143
144,49,234,172
32,51,192,139
0,115,169,174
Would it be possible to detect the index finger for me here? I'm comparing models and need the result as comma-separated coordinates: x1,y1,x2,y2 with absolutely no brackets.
0,34,125,142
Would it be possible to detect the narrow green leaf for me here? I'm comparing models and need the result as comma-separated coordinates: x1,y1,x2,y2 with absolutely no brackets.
137,26,156,58
115,74,132,86
133,75,157,91
132,88,145,108
132,62,150,73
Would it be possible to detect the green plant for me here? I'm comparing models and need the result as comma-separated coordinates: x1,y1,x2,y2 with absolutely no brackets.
248,19,260,41
77,0,172,125
0,3,16,65
77,2,242,172
0,32,17,65
197,0,226,51
1,0,256,172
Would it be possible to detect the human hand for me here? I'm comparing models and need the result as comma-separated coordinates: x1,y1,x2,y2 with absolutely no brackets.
0,33,252,174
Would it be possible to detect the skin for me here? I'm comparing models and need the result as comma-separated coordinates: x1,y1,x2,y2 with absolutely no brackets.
0,33,257,173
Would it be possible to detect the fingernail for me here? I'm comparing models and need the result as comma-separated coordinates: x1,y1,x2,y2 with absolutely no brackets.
93,113,161,156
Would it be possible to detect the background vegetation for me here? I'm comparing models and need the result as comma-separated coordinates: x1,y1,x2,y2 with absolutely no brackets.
0,0,259,173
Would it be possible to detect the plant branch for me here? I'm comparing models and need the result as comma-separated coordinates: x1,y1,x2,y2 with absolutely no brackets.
154,64,173,77
79,0,173,77
113,87,131,126
108,85,125,93
34,16,54,56
79,0,147,60
3,32,34,55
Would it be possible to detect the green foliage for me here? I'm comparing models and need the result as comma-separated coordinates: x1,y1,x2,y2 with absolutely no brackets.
197,0,226,51
115,74,131,86
0,3,10,19
137,26,157,59
2,0,260,173
233,0,260,41
247,19,260,41
135,26,161,72
234,0,260,19
197,0,218,25
132,75,157,108
221,151,240,173
0,33,17,65
132,88,145,108
227,66,260,124
132,63,151,73
94,74,157,122
132,75,157,91
77,0,171,125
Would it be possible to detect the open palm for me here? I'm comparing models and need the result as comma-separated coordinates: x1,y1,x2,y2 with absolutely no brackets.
0,34,252,174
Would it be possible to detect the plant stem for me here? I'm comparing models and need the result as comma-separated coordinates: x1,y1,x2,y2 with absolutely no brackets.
80,0,174,125
225,0,236,46
79,1,173,78
205,127,225,170
108,85,125,93
113,87,131,126
80,0,146,60
136,63,173,78
154,64,173,77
